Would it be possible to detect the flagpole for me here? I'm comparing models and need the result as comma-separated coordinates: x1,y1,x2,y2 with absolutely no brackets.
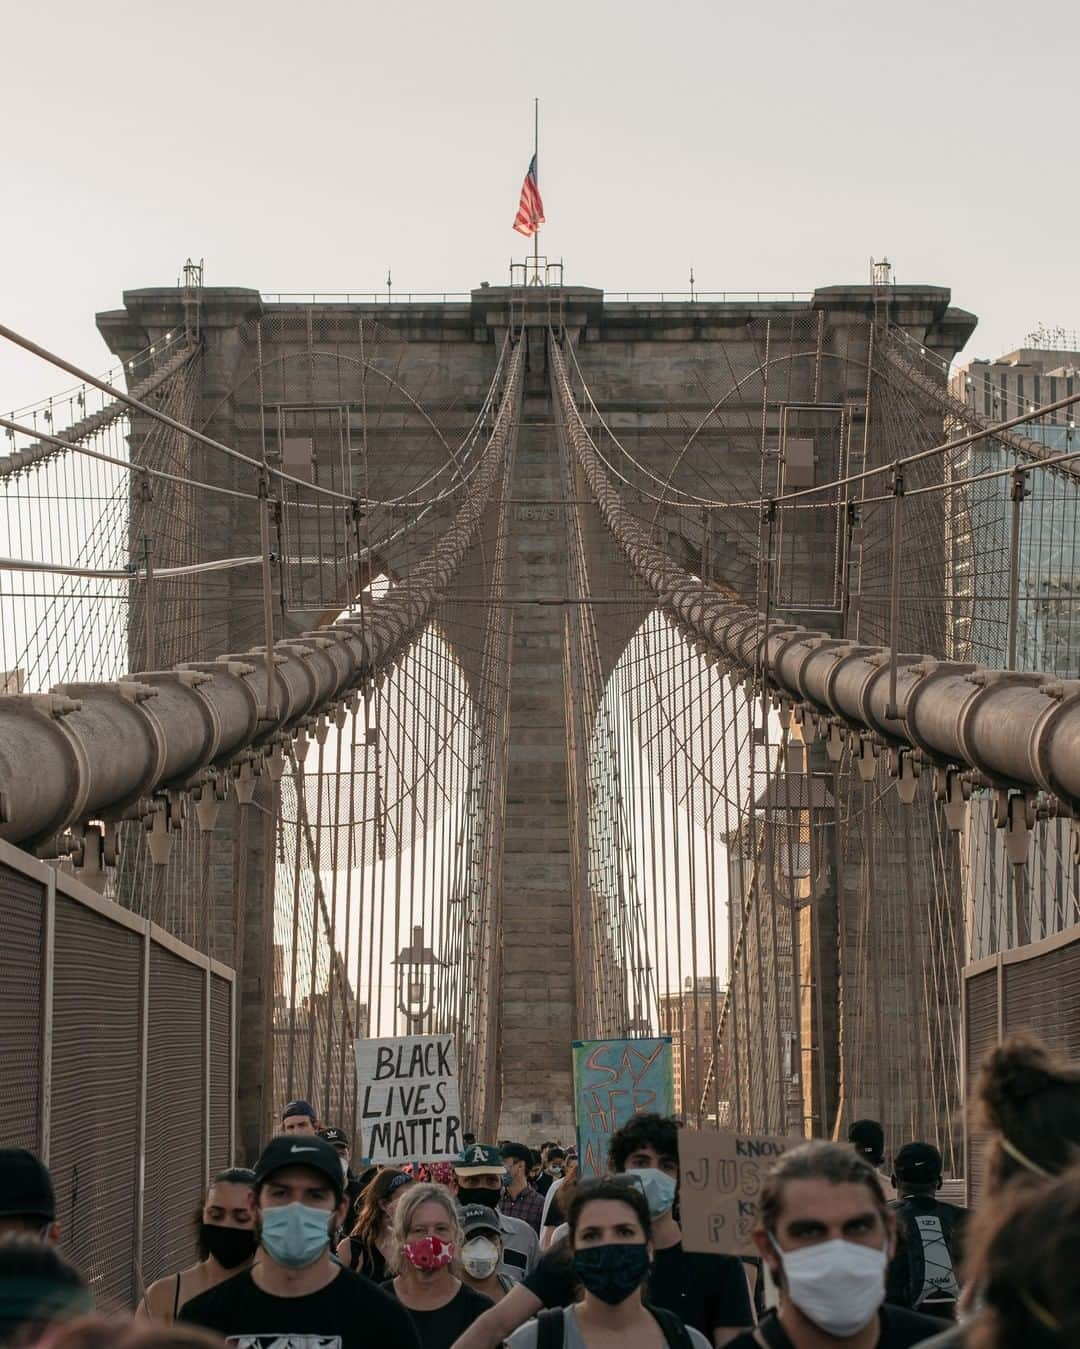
533,97,539,275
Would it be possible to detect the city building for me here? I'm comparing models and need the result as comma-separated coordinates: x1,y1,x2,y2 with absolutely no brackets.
950,337,1080,675
950,338,1080,959
658,975,726,1122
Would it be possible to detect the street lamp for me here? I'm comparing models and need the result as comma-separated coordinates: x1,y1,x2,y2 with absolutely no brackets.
393,925,446,1031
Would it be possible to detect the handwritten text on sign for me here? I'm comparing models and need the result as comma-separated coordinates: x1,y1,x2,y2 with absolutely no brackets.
572,1037,674,1178
678,1128,800,1254
355,1035,461,1164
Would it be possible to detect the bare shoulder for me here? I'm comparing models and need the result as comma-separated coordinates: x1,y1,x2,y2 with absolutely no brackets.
139,1273,181,1320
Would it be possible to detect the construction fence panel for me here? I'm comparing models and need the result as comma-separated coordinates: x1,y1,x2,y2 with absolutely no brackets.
963,922,1080,1205
0,840,236,1311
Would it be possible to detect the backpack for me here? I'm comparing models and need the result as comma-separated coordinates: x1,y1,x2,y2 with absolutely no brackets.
535,1305,694,1349
886,1197,966,1310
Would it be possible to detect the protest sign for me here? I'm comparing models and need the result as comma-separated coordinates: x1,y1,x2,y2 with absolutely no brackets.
572,1037,674,1178
678,1127,800,1254
355,1033,461,1164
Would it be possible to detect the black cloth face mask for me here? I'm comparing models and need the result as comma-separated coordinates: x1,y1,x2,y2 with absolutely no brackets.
201,1222,258,1268
462,1186,502,1211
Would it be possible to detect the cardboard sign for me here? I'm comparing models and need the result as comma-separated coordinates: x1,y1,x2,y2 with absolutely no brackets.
678,1127,800,1254
355,1034,462,1164
572,1037,674,1178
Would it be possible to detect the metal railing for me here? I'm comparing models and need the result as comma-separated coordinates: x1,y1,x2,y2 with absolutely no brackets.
262,292,472,304
603,290,812,303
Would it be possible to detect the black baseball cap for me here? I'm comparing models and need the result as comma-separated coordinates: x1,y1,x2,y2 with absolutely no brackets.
318,1127,349,1148
849,1119,885,1156
459,1202,501,1238
0,1148,56,1221
282,1099,316,1121
894,1142,943,1182
253,1135,344,1199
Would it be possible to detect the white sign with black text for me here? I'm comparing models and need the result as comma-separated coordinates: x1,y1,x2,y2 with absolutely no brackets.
354,1034,462,1164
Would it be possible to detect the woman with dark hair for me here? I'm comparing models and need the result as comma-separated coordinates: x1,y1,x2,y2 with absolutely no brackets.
335,1167,414,1280
507,1177,709,1348
135,1168,257,1323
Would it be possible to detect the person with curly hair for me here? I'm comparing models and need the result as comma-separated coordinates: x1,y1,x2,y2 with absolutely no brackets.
973,1032,1080,1188
918,1032,1080,1348
923,1167,1080,1348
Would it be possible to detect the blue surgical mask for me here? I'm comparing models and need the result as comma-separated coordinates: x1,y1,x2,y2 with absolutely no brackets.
624,1167,677,1218
260,1202,333,1268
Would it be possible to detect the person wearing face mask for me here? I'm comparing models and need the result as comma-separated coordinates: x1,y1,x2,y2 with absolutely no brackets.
533,1146,559,1199
337,1168,415,1279
452,1144,538,1283
506,1179,709,1349
385,1184,493,1349
318,1127,364,1224
178,1135,421,1348
458,1204,516,1302
451,1114,753,1349
136,1168,258,1322
726,1142,946,1349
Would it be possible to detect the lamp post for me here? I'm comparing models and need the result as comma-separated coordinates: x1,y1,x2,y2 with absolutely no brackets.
392,925,446,1033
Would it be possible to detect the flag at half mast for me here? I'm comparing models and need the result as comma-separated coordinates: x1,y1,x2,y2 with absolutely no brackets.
512,154,545,237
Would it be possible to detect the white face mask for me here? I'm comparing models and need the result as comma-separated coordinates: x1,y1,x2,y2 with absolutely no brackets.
772,1236,887,1337
462,1235,500,1278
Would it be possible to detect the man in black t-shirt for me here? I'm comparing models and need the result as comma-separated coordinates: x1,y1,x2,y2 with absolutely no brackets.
180,1134,420,1349
725,1141,945,1349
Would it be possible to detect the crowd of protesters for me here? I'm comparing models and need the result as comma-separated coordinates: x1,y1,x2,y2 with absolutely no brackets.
4,1031,1080,1348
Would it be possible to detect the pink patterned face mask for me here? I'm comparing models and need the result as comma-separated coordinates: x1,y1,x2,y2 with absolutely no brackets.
403,1235,455,1270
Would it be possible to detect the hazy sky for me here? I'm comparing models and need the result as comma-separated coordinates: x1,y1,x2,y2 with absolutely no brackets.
3,0,1078,408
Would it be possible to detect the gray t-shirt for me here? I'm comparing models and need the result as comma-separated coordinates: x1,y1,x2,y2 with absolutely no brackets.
507,1305,711,1349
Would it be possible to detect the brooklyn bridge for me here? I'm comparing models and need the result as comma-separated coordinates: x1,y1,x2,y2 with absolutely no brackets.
1,267,1079,1303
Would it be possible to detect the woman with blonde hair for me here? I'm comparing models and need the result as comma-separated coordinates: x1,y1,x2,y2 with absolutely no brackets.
384,1182,493,1348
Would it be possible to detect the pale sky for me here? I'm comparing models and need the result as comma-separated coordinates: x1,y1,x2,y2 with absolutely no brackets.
4,0,1079,409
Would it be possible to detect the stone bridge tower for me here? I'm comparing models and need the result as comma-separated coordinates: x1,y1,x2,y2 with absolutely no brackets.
99,281,975,1149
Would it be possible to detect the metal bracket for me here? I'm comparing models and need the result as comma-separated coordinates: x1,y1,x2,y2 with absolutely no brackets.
933,766,971,833
996,790,1034,867
854,735,879,782
144,798,175,866
890,747,921,804
233,758,260,805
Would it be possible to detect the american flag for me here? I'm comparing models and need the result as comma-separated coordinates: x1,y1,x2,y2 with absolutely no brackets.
512,155,545,237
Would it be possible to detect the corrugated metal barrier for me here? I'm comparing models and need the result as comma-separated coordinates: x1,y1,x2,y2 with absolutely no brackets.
0,838,235,1310
963,922,1080,1205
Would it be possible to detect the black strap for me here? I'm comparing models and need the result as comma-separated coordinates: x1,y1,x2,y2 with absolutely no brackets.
172,1273,182,1320
535,1307,565,1349
647,1304,695,1349
754,1313,790,1349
